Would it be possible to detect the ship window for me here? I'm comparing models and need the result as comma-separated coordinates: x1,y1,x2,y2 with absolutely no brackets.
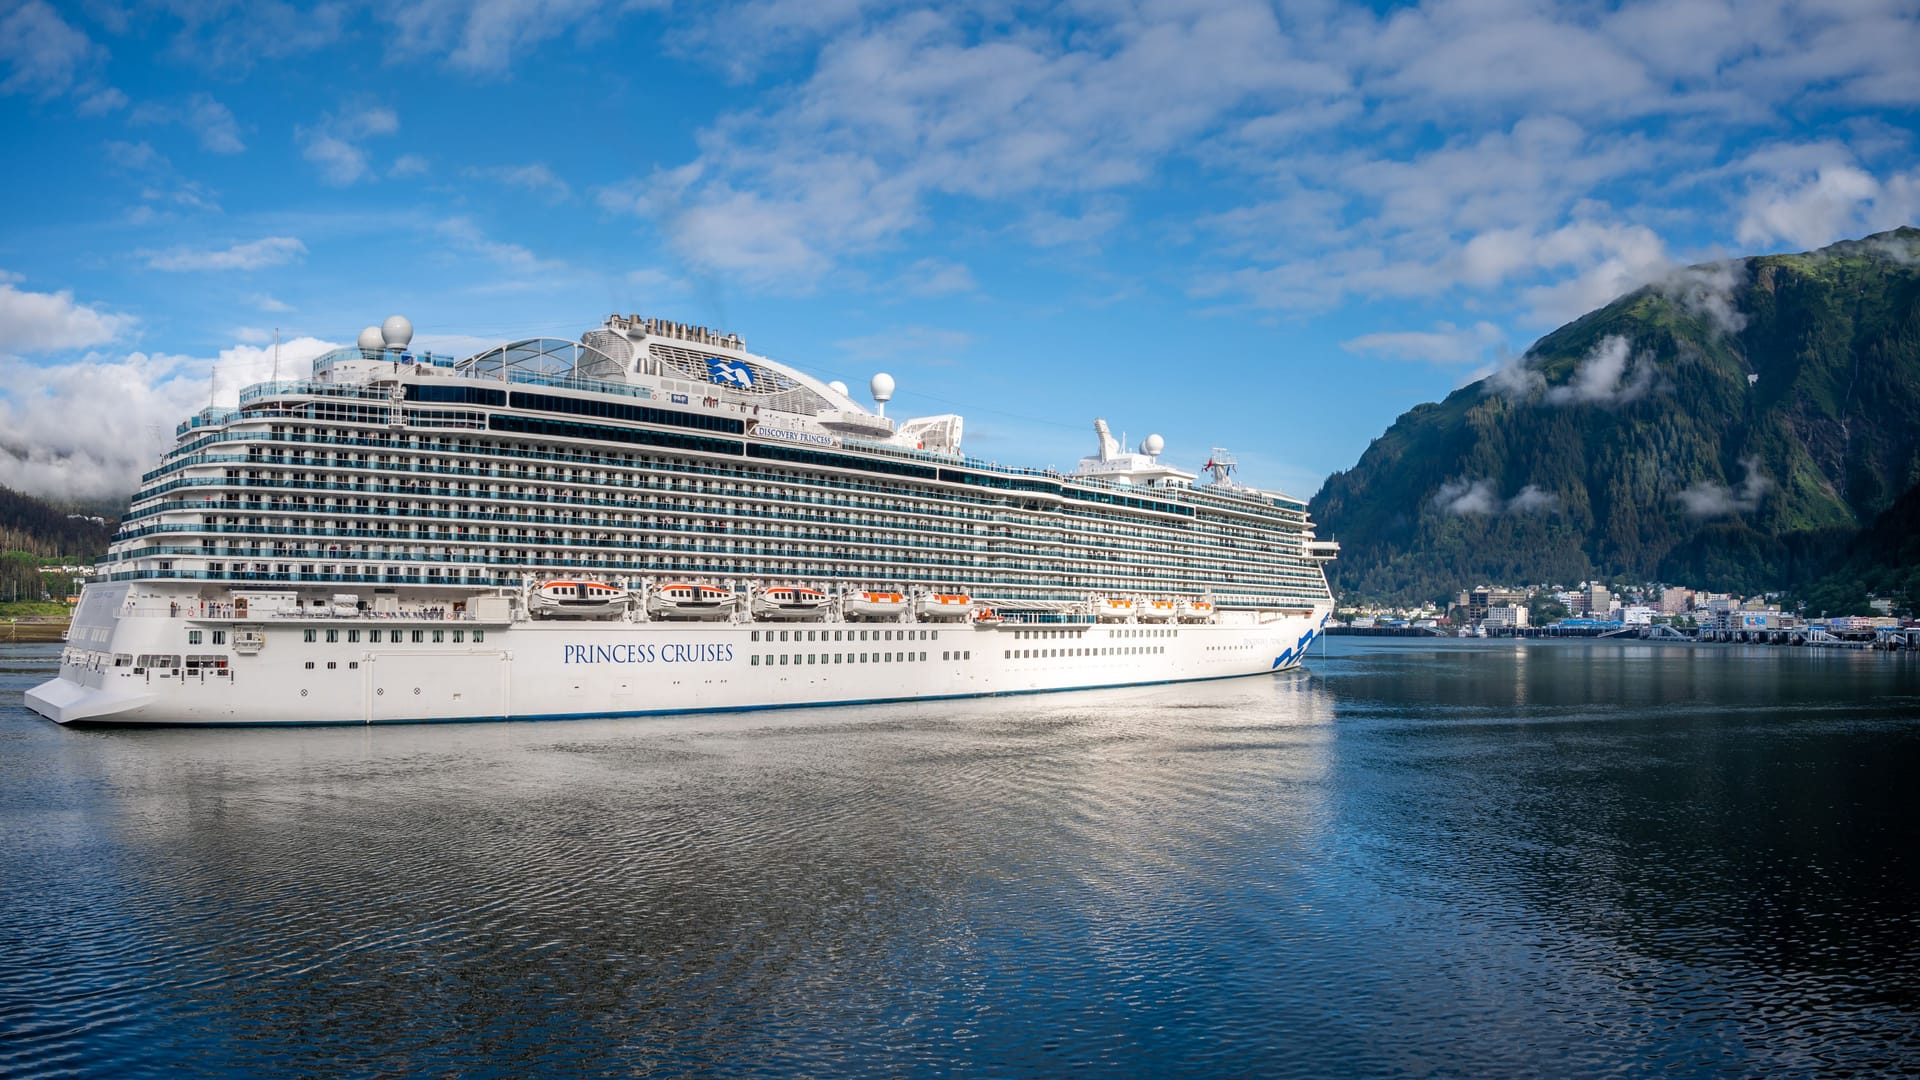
212,631,226,645
326,661,337,670
349,662,359,669
303,629,316,642
304,661,314,669
412,630,425,643
1003,651,1009,659
432,630,444,643
779,630,789,642
347,629,360,643
751,630,760,642
779,654,788,665
943,651,949,661
473,631,484,642
326,629,339,643
751,655,759,666
860,653,868,662
919,652,926,661
963,651,969,660
807,654,816,664
187,630,203,644
453,630,464,643
884,652,892,662
834,654,842,663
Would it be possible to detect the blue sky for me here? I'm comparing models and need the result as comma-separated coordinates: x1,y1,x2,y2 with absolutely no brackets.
1,0,1917,501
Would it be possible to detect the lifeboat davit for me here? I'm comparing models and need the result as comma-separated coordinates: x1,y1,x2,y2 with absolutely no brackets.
845,590,908,621
1140,599,1178,622
1176,598,1215,623
530,580,633,620
752,586,831,621
1095,597,1136,622
646,582,739,621
914,592,974,621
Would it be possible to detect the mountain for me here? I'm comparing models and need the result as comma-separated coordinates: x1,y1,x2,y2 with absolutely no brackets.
1308,228,1920,604
0,484,114,559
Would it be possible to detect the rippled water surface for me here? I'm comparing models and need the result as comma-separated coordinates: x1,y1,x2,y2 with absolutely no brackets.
3,638,1918,1077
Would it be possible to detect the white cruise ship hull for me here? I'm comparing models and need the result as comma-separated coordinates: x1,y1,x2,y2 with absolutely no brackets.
29,584,1329,726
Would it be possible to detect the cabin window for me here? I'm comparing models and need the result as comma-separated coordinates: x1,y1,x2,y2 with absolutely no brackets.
326,661,337,670
187,630,203,644
779,630,789,642
304,661,315,669
326,629,339,643
212,631,226,645
303,629,317,643
432,630,445,643
963,651,970,660
452,630,464,643
751,630,760,642
779,654,788,665
751,655,759,666
473,631,484,642
347,629,360,643
411,630,425,643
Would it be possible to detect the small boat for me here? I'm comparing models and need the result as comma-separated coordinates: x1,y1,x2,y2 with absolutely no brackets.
530,579,633,620
845,590,908,620
1176,598,1214,623
914,592,974,621
1139,599,1178,622
1094,597,1135,622
752,586,831,621
645,582,739,621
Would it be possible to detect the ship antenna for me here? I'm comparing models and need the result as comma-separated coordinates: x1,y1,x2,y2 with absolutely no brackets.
271,327,281,382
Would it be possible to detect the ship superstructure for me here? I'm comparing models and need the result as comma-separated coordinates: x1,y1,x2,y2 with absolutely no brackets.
30,314,1337,726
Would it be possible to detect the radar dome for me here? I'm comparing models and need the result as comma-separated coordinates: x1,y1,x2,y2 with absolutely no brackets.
357,326,384,351
380,314,414,350
827,380,850,397
870,373,895,402
1142,434,1165,457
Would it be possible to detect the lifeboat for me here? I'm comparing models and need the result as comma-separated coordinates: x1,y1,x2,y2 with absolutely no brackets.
645,582,739,621
1094,597,1136,623
845,590,908,621
530,580,633,620
1140,599,1178,622
973,608,1001,624
752,586,831,621
914,592,974,621
1176,598,1215,623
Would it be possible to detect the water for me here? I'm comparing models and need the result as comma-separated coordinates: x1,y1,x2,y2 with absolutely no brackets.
2,638,1917,1077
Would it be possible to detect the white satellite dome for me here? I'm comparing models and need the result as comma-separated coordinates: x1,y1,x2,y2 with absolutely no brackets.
1142,434,1165,457
870,372,895,402
380,314,414,350
827,380,850,397
357,326,384,352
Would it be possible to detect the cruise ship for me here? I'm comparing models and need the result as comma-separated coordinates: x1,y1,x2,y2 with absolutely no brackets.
28,314,1338,726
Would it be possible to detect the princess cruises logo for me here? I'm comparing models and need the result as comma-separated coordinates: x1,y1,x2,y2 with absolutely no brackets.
706,357,755,388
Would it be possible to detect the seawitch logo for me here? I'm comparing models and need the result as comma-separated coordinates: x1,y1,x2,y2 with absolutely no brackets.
706,357,755,388
563,643,736,664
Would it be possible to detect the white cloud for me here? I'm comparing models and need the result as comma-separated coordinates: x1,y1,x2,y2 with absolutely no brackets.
1342,321,1505,365
0,281,134,353
1432,477,1499,516
389,153,430,178
144,237,307,272
835,325,972,367
132,92,246,154
0,337,338,500
0,0,99,100
1432,477,1561,516
1735,163,1920,251
435,217,565,274
298,103,400,185
897,257,976,297
1657,260,1749,336
246,293,294,313
1677,456,1772,517
1506,485,1559,514
468,162,572,201
379,0,659,71
76,86,126,115
1545,335,1652,406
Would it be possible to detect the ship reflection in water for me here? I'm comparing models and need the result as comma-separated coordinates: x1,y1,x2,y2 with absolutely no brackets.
1,639,1916,1077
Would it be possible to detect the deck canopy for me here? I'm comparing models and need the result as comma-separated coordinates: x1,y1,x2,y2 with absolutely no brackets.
458,338,626,382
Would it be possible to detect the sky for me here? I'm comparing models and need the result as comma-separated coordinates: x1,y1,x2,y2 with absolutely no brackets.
1,0,1918,503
